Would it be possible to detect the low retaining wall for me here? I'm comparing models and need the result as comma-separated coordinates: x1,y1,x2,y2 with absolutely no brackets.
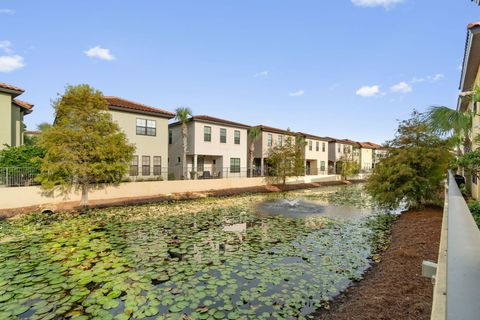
0,174,340,210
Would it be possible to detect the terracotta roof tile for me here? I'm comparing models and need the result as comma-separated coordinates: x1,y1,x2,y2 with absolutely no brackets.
253,125,294,135
468,21,480,29
191,115,250,128
13,99,33,114
105,96,175,118
297,132,332,141
0,82,24,93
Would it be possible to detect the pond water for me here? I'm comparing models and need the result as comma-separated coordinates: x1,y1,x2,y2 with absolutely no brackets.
0,184,394,320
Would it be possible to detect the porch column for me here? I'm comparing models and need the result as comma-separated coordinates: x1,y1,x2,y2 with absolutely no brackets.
193,154,197,180
260,157,265,176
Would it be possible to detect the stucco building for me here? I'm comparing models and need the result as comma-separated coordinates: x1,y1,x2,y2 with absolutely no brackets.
458,21,480,199
297,132,331,175
0,82,33,149
105,96,175,180
249,125,297,176
168,115,249,179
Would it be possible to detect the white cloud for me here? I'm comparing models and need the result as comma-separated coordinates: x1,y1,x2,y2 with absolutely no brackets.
410,73,444,83
0,41,12,53
289,90,305,97
0,9,14,15
351,0,404,8
356,85,380,97
390,81,412,93
0,55,25,72
84,46,115,61
430,73,444,81
254,71,268,78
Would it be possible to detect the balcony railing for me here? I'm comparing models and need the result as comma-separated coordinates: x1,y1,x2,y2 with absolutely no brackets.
431,171,480,319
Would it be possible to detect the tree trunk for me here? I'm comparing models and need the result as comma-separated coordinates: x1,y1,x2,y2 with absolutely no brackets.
182,124,188,180
464,134,472,193
249,143,254,177
80,183,89,210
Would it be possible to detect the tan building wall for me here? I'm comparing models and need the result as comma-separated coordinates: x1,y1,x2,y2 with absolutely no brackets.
0,92,12,149
0,174,340,210
0,92,25,149
304,138,329,174
359,148,373,171
109,109,170,177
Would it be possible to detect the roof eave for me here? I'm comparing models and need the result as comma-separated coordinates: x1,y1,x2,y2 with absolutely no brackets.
109,105,175,119
460,26,480,92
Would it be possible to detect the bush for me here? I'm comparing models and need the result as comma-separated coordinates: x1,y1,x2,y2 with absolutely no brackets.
366,111,453,210
0,144,45,168
468,201,480,228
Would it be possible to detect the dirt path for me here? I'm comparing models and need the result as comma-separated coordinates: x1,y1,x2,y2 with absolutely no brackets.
316,207,443,320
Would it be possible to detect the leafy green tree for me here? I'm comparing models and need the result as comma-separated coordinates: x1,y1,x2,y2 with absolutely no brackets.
457,150,480,181
174,107,193,179
366,111,453,209
248,127,261,177
337,156,360,180
37,85,134,209
266,134,304,185
0,144,45,168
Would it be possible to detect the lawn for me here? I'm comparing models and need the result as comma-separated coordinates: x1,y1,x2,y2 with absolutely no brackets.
0,185,394,320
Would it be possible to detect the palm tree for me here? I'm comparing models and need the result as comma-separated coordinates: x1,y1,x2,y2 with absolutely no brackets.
424,105,473,155
248,127,261,177
175,107,192,180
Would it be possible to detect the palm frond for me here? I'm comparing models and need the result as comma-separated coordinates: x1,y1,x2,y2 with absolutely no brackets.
424,106,472,137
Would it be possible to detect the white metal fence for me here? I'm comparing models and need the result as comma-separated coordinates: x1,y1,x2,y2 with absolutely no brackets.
0,167,41,187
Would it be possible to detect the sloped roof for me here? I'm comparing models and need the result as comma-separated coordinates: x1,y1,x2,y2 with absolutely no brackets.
253,125,295,135
297,132,332,142
105,96,175,118
170,115,250,129
0,82,24,93
13,99,33,114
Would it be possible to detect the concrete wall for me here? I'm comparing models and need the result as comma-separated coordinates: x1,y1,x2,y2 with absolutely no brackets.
0,92,12,149
0,174,339,210
109,109,170,170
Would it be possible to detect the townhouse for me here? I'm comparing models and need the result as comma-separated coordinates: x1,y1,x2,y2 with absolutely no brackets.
168,115,249,179
0,82,34,149
105,96,175,180
297,132,331,175
357,142,384,172
327,138,360,173
458,21,480,199
249,125,297,176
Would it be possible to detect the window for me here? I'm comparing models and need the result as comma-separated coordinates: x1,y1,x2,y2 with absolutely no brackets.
473,174,478,185
234,130,240,144
309,141,312,151
168,130,173,144
136,118,156,136
316,141,319,152
220,128,227,143
267,134,273,147
322,142,326,152
338,145,341,153
142,156,150,176
204,126,211,142
177,157,181,164
320,161,326,172
153,156,162,175
230,158,240,173
278,135,284,146
130,156,138,176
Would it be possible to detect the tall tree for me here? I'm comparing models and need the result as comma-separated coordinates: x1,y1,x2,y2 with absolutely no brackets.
248,127,261,177
37,85,134,209
174,107,192,179
366,111,453,209
266,133,304,185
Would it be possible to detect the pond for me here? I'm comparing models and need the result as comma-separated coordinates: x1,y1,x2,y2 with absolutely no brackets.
0,184,395,320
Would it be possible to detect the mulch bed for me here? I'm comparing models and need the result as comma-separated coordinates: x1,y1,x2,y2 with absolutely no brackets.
315,206,443,320
0,180,358,218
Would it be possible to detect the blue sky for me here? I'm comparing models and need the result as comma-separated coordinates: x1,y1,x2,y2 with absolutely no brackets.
0,0,478,143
